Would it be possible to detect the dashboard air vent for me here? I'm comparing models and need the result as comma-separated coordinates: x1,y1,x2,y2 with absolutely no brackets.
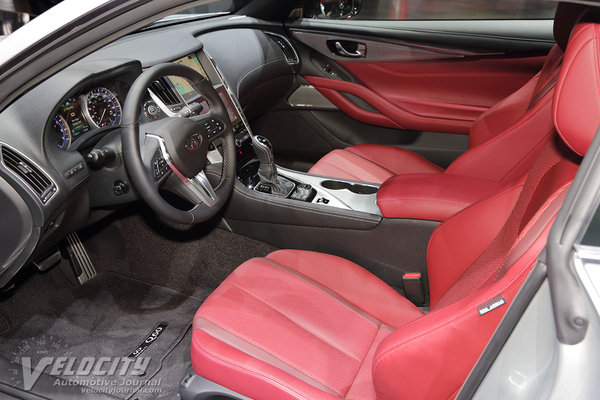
150,77,181,105
1,145,56,204
266,33,299,65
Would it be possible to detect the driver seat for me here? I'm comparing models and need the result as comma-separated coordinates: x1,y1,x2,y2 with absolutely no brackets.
189,23,597,400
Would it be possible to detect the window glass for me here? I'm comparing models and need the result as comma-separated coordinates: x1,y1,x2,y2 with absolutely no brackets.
0,0,244,37
306,0,557,20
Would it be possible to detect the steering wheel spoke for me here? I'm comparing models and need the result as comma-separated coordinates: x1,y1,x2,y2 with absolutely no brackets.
174,170,219,207
146,132,218,207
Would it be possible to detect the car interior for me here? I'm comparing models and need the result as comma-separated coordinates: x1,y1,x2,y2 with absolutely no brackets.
0,0,599,399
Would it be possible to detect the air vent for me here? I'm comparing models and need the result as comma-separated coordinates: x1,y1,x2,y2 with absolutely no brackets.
266,33,299,65
150,77,182,106
1,145,56,204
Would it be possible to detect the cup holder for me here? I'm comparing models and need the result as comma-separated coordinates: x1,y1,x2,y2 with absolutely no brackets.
321,180,378,195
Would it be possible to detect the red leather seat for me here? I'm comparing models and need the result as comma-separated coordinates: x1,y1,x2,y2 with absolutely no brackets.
308,6,577,184
190,21,598,400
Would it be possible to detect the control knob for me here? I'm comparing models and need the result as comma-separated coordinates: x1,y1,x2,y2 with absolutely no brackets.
296,183,313,198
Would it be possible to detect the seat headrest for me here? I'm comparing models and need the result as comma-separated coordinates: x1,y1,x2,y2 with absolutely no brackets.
554,2,591,50
553,23,600,157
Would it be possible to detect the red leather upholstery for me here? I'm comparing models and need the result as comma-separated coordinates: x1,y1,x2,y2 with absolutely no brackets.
376,173,503,221
308,145,443,183
308,45,563,184
192,130,582,399
192,250,423,400
554,23,600,157
192,136,581,399
305,75,483,133
445,82,556,184
426,178,525,306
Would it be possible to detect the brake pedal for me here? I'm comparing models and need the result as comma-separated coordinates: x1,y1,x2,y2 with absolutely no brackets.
64,233,97,284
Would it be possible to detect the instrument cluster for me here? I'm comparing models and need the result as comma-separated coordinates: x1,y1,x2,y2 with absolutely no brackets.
51,80,162,150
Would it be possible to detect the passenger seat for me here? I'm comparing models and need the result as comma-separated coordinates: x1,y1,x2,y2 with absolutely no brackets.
308,4,584,185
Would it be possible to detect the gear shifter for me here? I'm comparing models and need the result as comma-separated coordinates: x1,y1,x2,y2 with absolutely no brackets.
251,135,295,196
252,135,278,184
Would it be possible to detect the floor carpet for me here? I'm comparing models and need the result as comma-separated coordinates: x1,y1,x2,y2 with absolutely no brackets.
0,207,278,399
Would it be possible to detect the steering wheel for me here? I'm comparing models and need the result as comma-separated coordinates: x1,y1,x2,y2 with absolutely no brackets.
121,63,236,224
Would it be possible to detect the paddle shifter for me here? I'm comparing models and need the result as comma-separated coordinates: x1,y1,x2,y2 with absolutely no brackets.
251,135,295,196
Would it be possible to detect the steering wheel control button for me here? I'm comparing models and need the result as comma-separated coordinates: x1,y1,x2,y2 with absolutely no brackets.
152,150,170,181
113,180,130,196
202,118,225,139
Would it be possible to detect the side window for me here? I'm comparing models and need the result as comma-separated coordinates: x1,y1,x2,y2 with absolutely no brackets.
304,0,557,20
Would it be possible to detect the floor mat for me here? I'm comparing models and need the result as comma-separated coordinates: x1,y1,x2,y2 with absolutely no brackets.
0,268,201,399
83,210,278,300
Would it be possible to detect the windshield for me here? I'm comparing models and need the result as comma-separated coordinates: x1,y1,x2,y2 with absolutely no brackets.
144,1,238,29
0,0,244,38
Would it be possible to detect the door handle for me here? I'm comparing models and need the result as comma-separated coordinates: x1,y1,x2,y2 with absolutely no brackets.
334,41,366,58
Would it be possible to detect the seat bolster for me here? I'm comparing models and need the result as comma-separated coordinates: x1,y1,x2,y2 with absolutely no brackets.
468,73,539,148
308,145,443,184
445,88,555,184
426,179,524,308
372,221,551,400
266,250,424,329
191,329,339,400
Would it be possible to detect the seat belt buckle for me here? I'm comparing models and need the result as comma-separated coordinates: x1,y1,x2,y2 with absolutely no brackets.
402,272,426,305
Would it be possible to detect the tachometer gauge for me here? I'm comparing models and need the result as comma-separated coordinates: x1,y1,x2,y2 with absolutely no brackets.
53,115,71,150
83,87,122,128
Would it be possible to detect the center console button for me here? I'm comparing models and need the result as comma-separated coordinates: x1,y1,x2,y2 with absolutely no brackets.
256,184,272,194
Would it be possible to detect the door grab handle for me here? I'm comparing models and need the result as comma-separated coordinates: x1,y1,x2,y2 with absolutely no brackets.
334,41,366,58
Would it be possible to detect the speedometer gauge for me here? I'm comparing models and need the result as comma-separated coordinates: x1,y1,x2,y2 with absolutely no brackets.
53,115,71,150
83,87,122,128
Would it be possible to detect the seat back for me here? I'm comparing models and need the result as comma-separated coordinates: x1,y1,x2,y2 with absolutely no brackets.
444,2,592,184
372,21,599,400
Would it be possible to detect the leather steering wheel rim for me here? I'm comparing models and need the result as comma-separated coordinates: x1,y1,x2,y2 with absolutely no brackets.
121,63,236,224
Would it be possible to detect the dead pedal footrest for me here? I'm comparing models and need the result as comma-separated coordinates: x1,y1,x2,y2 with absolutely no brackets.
65,232,97,284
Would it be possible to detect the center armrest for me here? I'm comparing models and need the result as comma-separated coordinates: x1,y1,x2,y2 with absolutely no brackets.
377,174,504,221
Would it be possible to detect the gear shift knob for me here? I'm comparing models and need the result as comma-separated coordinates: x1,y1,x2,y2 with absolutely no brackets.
252,135,277,184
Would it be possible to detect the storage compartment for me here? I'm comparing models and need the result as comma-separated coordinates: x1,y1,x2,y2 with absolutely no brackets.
321,180,378,195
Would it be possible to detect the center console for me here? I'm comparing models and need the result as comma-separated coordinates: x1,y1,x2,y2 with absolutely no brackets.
234,132,381,215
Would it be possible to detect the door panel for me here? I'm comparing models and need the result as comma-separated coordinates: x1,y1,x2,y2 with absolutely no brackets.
338,56,545,130
254,19,554,167
290,20,552,135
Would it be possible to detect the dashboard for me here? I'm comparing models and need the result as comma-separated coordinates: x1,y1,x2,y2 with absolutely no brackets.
0,16,296,287
49,53,219,152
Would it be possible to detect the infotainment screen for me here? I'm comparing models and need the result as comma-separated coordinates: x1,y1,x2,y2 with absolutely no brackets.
172,53,242,126
171,54,208,101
